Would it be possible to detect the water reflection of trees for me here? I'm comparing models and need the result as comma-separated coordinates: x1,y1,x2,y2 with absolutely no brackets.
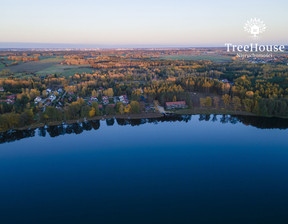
1,115,287,144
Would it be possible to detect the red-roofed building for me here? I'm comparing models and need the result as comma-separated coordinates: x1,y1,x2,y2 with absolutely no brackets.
165,101,186,110
7,95,16,100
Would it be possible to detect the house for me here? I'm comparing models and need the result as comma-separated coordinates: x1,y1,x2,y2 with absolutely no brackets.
165,101,187,110
102,96,109,105
57,88,63,94
34,96,42,104
46,88,52,94
49,94,56,102
7,95,16,100
6,99,15,104
119,95,129,104
0,87,4,92
91,97,98,102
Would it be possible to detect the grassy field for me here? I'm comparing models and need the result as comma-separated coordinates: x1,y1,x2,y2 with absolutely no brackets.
35,65,95,77
0,57,96,77
160,54,232,63
0,57,63,74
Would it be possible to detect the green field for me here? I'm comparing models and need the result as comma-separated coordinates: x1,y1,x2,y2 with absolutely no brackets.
0,57,96,77
35,64,95,76
0,57,63,74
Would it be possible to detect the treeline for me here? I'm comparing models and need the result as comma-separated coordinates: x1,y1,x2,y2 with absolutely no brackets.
0,99,142,132
257,98,288,117
7,56,39,62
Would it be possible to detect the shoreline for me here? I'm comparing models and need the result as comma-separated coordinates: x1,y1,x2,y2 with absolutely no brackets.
1,109,288,133
1,112,164,133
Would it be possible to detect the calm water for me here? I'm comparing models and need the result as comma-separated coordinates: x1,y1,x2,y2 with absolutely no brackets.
0,115,288,224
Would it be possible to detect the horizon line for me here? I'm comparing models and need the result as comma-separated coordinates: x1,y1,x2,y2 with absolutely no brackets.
0,41,233,49
0,42,286,50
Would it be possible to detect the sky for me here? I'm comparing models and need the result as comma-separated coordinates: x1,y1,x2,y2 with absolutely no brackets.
0,0,287,48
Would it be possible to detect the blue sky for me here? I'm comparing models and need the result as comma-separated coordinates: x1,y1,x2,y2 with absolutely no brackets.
0,0,287,48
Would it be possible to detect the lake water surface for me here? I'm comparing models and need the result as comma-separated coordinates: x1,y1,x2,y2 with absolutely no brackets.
0,115,288,224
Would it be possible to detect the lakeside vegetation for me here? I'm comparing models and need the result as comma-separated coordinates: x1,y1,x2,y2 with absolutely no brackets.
0,49,288,132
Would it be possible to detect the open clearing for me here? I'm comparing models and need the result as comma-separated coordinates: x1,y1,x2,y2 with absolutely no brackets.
0,58,63,73
0,57,95,76
35,65,95,76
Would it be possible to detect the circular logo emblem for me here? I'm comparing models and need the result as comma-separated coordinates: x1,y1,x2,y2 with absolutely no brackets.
244,18,266,38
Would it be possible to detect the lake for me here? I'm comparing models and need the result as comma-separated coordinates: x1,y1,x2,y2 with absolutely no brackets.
0,115,288,224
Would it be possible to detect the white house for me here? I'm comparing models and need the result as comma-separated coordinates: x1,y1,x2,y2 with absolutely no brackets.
49,95,56,102
34,96,42,104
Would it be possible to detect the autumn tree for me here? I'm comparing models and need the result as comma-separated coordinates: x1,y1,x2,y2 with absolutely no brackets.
91,89,98,97
91,102,101,116
89,108,96,117
130,101,141,114
213,97,220,108
222,94,231,108
232,96,241,111
205,97,212,107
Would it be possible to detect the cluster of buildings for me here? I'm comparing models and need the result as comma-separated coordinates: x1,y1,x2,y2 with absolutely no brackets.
34,88,64,107
0,95,16,104
89,95,130,106
87,94,131,110
1,84,189,114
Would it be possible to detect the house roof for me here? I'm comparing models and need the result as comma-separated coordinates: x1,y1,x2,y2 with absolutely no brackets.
165,101,186,106
7,95,16,99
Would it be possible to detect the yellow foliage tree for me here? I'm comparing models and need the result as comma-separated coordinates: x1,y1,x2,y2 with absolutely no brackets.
124,104,131,113
89,108,96,117
222,94,231,108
